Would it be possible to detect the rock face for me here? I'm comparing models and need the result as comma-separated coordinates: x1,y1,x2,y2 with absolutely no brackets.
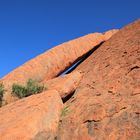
0,19,140,140
57,20,140,139
0,90,63,140
103,29,119,41
1,29,118,104
42,71,82,100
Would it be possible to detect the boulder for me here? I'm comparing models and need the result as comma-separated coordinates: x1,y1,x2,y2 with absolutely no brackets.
42,71,82,100
0,90,63,140
57,20,140,139
1,29,118,105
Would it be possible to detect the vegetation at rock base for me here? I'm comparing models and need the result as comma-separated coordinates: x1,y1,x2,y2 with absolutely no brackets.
0,83,4,106
12,79,46,98
61,106,70,118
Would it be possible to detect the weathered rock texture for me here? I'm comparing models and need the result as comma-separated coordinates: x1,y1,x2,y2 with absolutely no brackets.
0,90,63,140
1,29,118,104
57,20,140,139
0,19,140,140
42,71,82,100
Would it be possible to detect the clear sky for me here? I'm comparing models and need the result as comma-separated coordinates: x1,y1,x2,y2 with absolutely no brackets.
0,0,139,78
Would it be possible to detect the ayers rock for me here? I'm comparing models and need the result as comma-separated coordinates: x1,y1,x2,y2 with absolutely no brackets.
0,19,140,140
1,29,118,104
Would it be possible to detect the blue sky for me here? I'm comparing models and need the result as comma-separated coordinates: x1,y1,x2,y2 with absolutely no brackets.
0,0,139,78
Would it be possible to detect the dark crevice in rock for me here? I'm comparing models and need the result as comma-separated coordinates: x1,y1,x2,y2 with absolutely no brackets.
59,42,104,76
83,107,128,125
127,65,139,74
57,42,104,103
62,91,75,103
86,121,95,136
84,120,99,123
108,106,128,118
124,51,127,54
130,66,139,71
83,120,100,137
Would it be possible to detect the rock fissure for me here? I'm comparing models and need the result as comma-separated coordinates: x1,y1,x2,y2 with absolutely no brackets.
127,65,140,74
84,120,99,123
65,42,104,74
1,29,118,105
82,106,128,125
62,91,75,103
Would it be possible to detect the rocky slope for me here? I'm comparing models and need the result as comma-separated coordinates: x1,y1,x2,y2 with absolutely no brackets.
1,29,118,105
57,19,140,139
0,19,139,140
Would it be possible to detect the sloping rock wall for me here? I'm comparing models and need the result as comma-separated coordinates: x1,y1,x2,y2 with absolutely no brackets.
57,20,140,140
1,30,118,104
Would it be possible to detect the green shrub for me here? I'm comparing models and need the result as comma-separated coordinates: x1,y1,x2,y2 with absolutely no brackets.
12,84,27,98
26,79,45,96
12,79,46,98
0,83,4,106
61,106,70,118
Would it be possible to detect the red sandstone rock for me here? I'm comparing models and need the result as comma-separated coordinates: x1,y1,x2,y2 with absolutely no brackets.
57,20,140,139
103,29,118,40
1,29,118,105
42,71,82,99
0,19,140,140
0,90,63,140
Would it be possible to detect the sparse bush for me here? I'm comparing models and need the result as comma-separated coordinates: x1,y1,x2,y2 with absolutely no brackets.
61,106,70,118
0,83,4,106
26,79,45,96
12,79,46,98
12,84,27,98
